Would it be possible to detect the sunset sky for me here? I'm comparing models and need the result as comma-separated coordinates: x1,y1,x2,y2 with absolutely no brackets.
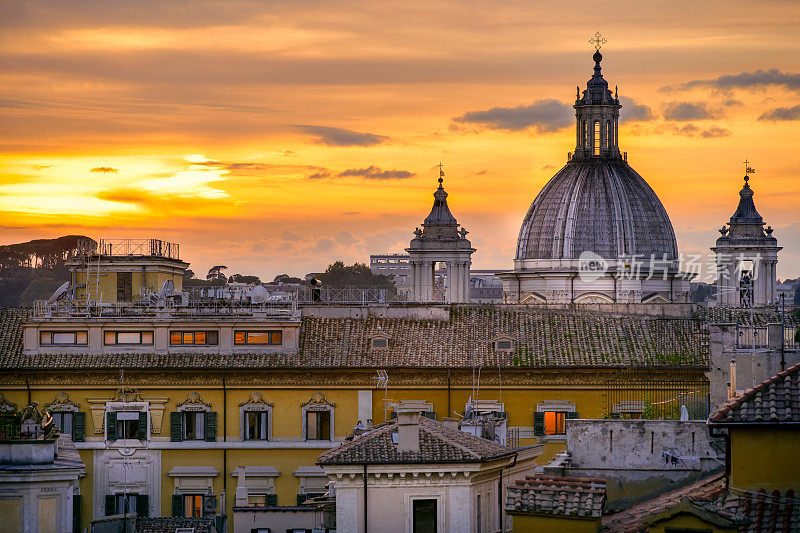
1,0,799,281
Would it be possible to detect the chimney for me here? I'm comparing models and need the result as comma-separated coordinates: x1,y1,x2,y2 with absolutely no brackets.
729,359,737,399
395,400,429,453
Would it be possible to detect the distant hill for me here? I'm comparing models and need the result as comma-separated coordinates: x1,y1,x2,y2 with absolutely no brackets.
0,235,95,307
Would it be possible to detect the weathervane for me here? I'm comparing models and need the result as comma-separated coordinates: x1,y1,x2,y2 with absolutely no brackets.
743,159,756,183
590,31,607,51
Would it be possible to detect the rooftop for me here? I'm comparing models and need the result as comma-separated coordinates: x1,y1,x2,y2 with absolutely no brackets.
710,361,800,424
506,474,606,519
600,472,800,533
0,306,710,370
316,416,514,465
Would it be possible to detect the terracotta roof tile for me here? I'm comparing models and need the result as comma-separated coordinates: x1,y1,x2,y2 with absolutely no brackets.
506,475,607,519
709,361,800,424
316,416,513,465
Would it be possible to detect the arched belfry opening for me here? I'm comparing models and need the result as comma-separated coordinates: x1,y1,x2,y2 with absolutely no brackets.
573,40,622,160
406,165,475,303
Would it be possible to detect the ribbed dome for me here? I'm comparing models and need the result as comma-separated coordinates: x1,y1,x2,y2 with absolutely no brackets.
516,158,678,260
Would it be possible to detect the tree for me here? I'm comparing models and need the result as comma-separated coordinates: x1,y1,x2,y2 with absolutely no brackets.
318,261,395,293
207,265,228,282
273,274,303,284
182,269,195,281
229,274,261,284
794,284,800,306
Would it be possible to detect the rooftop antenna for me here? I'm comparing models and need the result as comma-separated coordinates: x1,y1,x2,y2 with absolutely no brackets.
373,369,389,422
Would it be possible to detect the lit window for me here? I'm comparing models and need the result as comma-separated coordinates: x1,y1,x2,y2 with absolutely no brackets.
40,331,88,346
170,331,219,345
305,410,331,441
234,331,282,345
544,412,566,435
104,331,154,345
184,494,203,518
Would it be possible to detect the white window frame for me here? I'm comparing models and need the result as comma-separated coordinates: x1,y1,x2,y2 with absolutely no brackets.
301,394,335,442
535,400,576,443
177,402,210,441
240,405,272,442
105,401,149,446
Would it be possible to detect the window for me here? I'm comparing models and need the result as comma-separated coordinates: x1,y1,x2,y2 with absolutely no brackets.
185,494,203,518
245,411,268,440
52,411,73,436
104,331,154,345
170,331,219,346
183,411,205,440
534,408,578,437
494,339,513,352
117,272,132,302
544,412,566,435
234,331,282,345
40,331,87,346
413,499,437,533
476,494,482,533
105,493,148,517
371,337,388,349
593,121,601,155
116,411,140,440
305,410,331,441
249,494,267,507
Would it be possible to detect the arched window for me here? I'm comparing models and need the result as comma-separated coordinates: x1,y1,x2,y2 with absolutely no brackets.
581,120,587,148
607,121,613,149
593,121,601,155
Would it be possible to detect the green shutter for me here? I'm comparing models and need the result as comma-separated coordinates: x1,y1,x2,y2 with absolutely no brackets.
566,412,579,419
205,411,217,442
265,494,277,507
172,494,184,517
106,412,117,441
136,494,149,517
533,412,545,436
138,412,148,439
105,494,116,516
170,412,183,442
73,494,82,533
72,412,85,442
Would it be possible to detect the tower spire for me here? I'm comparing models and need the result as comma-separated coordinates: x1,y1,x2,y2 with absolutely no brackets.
573,33,621,160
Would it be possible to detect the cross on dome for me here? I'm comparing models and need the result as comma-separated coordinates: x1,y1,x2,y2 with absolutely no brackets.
589,32,606,51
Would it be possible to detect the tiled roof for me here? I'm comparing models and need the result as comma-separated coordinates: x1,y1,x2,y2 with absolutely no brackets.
693,305,798,327
316,416,513,465
601,472,800,533
506,475,606,519
0,306,708,369
136,517,214,533
601,473,727,532
710,361,800,424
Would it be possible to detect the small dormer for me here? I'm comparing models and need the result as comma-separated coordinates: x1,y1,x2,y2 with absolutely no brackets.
370,333,390,350
493,335,515,353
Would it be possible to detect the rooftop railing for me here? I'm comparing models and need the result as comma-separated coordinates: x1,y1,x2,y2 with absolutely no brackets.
96,238,180,260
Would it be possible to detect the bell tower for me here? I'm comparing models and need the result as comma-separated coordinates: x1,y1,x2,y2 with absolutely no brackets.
406,165,476,303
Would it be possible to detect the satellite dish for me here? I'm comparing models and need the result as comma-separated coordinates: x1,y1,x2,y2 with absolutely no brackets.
46,282,70,304
157,279,174,299
250,285,268,304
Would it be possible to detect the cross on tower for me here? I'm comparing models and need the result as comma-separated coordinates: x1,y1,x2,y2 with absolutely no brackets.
437,162,445,184
590,31,607,51
743,159,755,175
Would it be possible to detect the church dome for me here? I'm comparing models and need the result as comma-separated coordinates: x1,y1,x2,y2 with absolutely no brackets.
515,48,678,262
516,158,678,260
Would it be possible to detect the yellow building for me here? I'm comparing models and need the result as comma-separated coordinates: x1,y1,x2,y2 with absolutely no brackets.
0,295,710,532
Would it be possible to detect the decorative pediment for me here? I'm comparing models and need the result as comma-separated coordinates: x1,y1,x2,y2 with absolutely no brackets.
239,391,273,408
45,391,80,411
302,392,335,408
0,392,17,413
177,391,211,410
113,387,143,403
